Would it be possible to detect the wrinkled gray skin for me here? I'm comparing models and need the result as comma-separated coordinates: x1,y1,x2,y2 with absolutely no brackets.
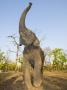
23,45,44,88
19,2,40,46
19,2,44,90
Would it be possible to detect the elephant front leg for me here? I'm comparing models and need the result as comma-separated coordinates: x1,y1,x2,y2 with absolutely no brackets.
33,55,43,87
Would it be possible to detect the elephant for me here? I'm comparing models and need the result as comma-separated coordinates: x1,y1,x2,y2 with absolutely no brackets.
19,2,44,90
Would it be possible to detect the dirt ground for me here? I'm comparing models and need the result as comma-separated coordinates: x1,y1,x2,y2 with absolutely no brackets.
0,71,67,90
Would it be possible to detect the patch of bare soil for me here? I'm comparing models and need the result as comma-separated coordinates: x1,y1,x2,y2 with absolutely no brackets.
43,71,67,90
0,71,67,90
0,72,24,90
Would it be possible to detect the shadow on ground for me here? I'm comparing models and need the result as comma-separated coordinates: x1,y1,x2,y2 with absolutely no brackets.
0,72,67,90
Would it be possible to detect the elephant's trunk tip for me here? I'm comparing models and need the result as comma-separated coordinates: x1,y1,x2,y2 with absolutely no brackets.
29,2,32,6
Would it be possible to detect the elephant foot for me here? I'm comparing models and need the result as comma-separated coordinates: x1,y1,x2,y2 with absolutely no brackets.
27,86,43,90
33,79,42,87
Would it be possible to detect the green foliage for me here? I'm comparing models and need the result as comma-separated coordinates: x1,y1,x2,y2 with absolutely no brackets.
49,48,67,70
7,63,16,71
0,50,6,63
0,63,16,71
0,63,8,71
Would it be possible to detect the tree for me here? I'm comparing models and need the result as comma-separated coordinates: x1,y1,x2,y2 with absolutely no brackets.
0,50,8,71
44,47,51,65
8,35,23,71
50,48,67,70
0,50,5,63
8,35,19,70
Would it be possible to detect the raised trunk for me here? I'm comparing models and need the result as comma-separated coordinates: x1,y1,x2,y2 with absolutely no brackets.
19,2,32,29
